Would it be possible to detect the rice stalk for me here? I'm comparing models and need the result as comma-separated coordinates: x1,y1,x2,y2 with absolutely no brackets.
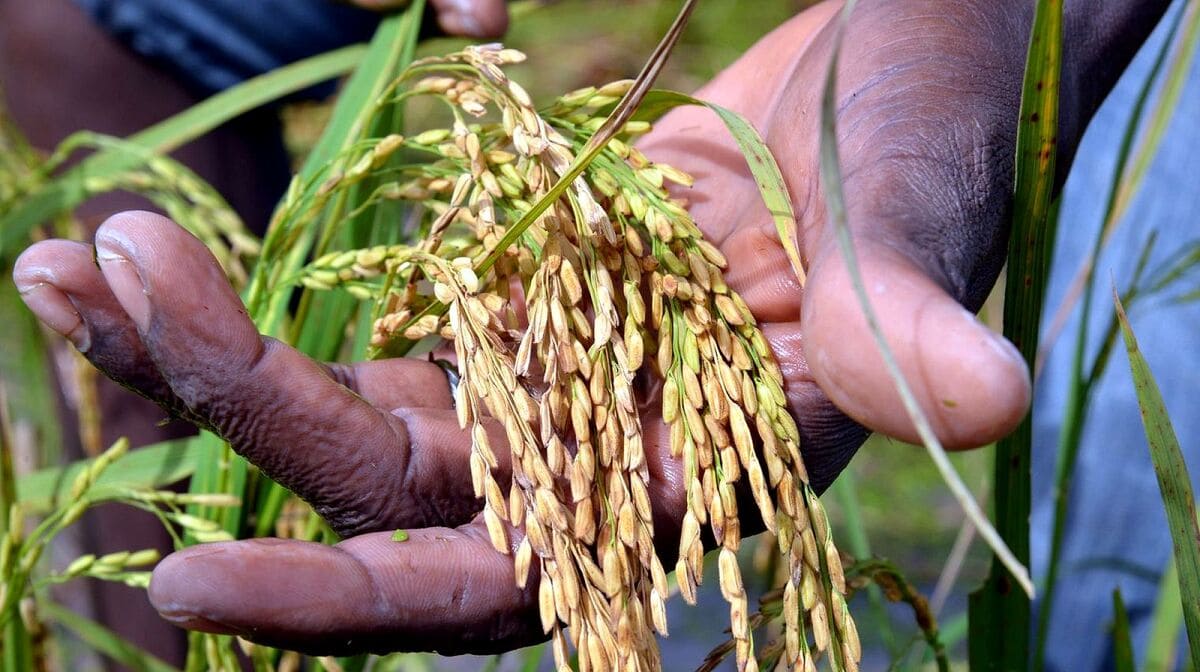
32,132,260,287
295,42,858,672
0,44,366,255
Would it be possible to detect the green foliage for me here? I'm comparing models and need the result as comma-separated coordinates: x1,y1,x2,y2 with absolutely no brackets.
1112,589,1136,672
0,44,366,256
1035,4,1200,668
41,601,180,672
1115,290,1200,667
1144,559,1185,672
969,0,1063,667
15,438,200,513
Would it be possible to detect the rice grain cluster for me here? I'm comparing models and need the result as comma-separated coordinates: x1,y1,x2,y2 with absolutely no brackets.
297,44,860,672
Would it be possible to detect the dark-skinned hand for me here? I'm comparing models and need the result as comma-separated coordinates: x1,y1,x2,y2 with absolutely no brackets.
12,0,1166,656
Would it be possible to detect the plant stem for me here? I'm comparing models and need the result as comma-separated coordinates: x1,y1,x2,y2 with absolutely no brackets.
968,0,1063,666
1032,5,1188,661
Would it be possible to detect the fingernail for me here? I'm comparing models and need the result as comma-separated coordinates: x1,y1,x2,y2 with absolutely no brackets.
157,612,241,636
14,280,91,352
95,241,151,332
984,328,1032,386
982,326,1029,373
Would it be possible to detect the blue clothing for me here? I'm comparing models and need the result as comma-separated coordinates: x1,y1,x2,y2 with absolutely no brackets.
1031,2,1200,669
71,0,378,95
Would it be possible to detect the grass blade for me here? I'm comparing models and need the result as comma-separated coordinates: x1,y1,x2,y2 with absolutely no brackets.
41,601,179,672
1106,0,1200,225
817,0,1032,606
1144,558,1184,672
0,44,365,255
250,3,426,333
1112,589,1136,672
1114,288,1200,666
1039,0,1199,367
16,438,199,513
971,0,1064,666
0,390,33,672
1036,227,1160,667
0,271,61,468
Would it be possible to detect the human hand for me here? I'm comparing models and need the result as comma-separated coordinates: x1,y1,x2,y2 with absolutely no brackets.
353,0,508,39
639,0,1165,453
12,0,1166,656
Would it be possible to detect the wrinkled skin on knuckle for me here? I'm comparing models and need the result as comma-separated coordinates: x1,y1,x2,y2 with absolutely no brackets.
156,336,404,536
83,313,183,415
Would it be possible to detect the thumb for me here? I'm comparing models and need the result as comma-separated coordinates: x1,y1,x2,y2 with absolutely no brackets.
801,235,1030,449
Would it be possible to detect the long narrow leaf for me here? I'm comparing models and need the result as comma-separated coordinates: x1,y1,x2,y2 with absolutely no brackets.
0,44,365,255
16,438,199,513
252,4,426,334
1039,0,1200,366
1114,289,1200,666
1112,589,1136,672
1144,558,1184,672
972,0,1064,666
1037,226,1163,666
41,601,179,672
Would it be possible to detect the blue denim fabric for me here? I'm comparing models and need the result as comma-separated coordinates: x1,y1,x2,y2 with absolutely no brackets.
1032,2,1200,669
71,0,379,95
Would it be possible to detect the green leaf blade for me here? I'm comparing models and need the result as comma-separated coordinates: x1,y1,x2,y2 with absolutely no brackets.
1114,289,1200,667
16,438,199,514
973,0,1064,667
1,44,365,255
1144,558,1185,672
1112,589,1136,672
42,601,180,672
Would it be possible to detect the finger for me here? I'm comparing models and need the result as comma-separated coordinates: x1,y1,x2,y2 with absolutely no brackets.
389,406,510,526
89,211,477,533
430,0,508,39
148,526,540,656
325,358,453,411
13,240,452,414
793,1,1036,449
12,239,179,410
802,236,1030,449
761,322,868,491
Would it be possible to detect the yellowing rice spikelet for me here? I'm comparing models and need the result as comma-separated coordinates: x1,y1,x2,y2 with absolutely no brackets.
292,44,859,672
